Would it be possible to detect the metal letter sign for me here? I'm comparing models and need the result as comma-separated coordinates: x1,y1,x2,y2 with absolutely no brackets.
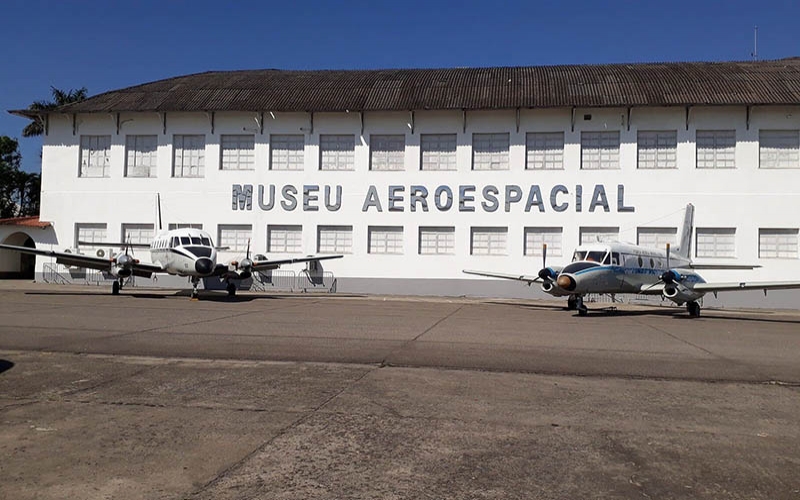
232,183,635,213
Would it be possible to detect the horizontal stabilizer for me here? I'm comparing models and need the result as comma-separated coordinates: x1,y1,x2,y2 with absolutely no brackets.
688,264,761,270
77,240,150,248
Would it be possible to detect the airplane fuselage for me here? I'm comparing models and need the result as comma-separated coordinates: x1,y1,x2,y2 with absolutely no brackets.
549,242,705,300
147,228,219,277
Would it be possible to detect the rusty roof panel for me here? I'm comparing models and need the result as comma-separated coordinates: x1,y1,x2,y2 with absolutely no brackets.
43,59,800,115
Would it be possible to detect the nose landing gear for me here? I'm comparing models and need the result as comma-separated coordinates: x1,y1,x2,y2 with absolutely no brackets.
190,276,200,300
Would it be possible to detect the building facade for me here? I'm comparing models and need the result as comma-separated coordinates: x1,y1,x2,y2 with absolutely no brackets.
7,60,800,307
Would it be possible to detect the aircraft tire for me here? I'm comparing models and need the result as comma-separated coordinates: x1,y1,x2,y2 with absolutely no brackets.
567,296,578,310
577,304,588,317
112,281,120,295
687,301,701,318
226,282,237,296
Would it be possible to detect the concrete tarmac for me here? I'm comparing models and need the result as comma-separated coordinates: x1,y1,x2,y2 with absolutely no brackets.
1,283,799,499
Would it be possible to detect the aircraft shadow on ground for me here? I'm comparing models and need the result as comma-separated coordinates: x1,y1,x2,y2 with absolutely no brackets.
24,290,366,302
485,300,566,311
573,307,800,324
0,360,14,375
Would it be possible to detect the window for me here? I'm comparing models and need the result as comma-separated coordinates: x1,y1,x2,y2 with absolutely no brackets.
370,134,405,171
368,226,404,254
637,227,677,250
696,130,735,169
168,223,203,230
420,134,457,171
470,227,507,255
125,135,157,177
320,134,355,171
696,228,736,258
79,135,111,177
173,135,205,177
419,227,455,255
581,131,620,170
317,225,353,254
472,133,509,170
579,227,619,245
122,224,155,246
220,134,255,170
268,225,302,254
270,134,305,170
218,224,252,252
524,227,563,257
75,223,107,249
637,131,677,169
759,130,800,169
526,132,564,170
759,229,799,259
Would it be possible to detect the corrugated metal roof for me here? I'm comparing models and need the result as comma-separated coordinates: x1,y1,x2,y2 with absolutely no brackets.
13,59,800,116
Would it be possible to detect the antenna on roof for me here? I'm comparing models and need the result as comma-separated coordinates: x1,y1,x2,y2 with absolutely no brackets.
751,25,758,61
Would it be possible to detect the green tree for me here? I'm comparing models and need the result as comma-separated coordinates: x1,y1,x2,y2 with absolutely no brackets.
22,86,88,137
0,137,40,217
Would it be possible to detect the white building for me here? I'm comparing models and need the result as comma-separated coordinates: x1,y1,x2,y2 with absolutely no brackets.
5,59,800,307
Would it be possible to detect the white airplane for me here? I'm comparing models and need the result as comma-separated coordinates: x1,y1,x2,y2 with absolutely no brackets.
464,204,800,317
0,197,343,299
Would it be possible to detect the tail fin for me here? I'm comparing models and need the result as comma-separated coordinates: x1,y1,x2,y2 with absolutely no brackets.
155,193,163,232
676,203,694,259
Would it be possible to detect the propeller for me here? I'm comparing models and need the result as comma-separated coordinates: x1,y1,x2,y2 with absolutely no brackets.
644,243,680,291
240,239,253,270
537,243,557,282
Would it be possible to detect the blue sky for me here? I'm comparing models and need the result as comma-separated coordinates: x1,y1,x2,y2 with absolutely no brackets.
2,0,798,173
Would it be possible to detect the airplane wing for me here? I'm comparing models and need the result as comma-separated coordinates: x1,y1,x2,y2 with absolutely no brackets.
0,243,164,278
638,280,800,295
251,254,343,272
463,269,540,284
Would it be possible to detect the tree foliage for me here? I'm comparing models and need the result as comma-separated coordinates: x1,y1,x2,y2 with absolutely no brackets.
22,86,88,137
0,137,40,218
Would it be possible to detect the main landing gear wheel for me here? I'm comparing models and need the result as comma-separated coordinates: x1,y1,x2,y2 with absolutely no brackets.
687,301,701,318
567,296,578,310
226,282,237,296
112,280,121,295
575,296,588,317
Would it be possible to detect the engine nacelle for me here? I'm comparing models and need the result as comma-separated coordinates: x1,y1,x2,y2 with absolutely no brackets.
663,283,703,305
537,266,563,281
109,266,132,278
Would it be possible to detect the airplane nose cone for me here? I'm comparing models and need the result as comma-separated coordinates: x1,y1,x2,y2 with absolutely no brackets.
195,257,214,275
556,274,576,291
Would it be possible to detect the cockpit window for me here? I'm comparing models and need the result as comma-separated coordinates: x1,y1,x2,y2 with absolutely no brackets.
572,251,587,262
585,251,606,263
180,236,190,245
190,236,201,245
201,237,211,246
170,237,177,248
611,252,620,265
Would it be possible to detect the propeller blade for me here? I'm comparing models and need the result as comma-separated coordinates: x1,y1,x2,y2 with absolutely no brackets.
246,239,251,260
666,242,670,270
542,243,547,270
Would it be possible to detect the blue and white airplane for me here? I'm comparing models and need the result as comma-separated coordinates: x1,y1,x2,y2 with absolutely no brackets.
465,204,800,317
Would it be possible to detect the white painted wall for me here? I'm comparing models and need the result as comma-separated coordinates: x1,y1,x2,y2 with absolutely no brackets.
37,106,800,289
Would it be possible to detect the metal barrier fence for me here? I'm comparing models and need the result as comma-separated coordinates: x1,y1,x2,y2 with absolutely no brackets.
40,264,338,293
250,270,297,291
296,271,337,293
